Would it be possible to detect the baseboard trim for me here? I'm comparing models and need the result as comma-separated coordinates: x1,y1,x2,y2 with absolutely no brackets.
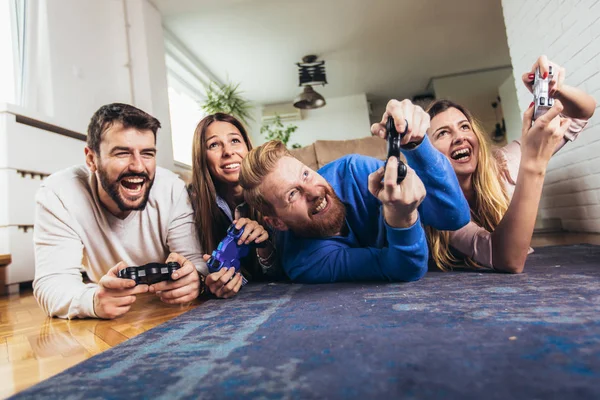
534,218,563,234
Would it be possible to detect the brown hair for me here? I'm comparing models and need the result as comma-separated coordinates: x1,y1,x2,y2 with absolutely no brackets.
87,103,160,153
425,99,509,270
239,140,292,216
188,113,254,253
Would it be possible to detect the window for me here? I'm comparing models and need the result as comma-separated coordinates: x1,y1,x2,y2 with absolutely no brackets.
164,29,218,168
0,0,17,104
167,85,205,167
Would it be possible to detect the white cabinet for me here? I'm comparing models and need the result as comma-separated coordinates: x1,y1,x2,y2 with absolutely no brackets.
0,105,86,292
0,169,45,226
0,226,35,284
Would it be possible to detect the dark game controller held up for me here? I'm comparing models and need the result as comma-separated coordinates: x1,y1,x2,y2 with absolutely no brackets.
386,116,408,184
118,262,180,285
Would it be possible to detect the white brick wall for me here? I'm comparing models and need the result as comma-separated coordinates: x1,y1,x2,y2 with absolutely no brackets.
502,0,600,232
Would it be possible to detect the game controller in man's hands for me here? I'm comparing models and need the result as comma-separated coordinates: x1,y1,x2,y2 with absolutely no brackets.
118,262,180,285
533,66,554,120
386,116,408,184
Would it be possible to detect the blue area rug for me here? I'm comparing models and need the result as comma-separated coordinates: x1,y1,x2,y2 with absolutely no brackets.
12,244,600,399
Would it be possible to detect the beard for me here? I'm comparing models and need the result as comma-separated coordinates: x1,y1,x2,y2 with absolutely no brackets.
286,184,347,238
97,165,154,212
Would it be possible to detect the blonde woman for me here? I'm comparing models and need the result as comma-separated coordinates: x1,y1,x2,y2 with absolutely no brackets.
421,56,594,273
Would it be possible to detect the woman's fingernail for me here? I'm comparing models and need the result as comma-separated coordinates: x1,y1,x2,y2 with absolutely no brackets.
173,273,179,279
543,72,548,79
528,73,535,80
529,101,534,108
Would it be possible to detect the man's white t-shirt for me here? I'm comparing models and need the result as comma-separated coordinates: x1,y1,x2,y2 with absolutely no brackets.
33,165,206,319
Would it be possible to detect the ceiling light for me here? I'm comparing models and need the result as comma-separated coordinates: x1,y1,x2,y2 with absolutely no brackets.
293,85,326,109
293,55,327,109
297,55,327,87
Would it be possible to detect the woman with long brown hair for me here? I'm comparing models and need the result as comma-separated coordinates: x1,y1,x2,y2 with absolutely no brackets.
188,113,278,298
372,56,595,273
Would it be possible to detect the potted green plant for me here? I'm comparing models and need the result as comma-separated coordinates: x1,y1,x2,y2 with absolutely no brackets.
201,81,254,126
260,115,301,149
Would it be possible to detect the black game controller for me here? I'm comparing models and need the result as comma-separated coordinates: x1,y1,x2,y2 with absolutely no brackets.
118,262,181,285
386,116,408,184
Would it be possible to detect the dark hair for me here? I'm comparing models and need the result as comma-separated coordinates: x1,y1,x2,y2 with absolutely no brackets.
87,103,161,153
188,113,255,255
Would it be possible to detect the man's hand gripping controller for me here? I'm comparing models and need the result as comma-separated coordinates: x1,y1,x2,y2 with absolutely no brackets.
386,116,408,184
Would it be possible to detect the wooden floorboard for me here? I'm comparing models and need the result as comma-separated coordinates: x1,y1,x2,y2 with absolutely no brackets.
1,232,599,398
0,290,204,399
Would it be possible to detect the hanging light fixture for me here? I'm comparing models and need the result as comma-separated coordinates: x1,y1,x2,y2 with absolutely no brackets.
293,55,327,109
293,86,326,109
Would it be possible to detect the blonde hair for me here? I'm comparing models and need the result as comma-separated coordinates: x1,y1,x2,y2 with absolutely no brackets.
239,140,291,216
425,100,510,270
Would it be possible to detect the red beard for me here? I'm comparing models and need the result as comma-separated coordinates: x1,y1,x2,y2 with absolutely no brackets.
286,184,346,238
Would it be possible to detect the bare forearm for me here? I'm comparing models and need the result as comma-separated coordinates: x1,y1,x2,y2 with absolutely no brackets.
491,166,546,273
555,85,596,119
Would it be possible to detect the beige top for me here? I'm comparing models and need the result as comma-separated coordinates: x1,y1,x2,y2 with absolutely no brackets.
33,165,206,319
449,117,588,268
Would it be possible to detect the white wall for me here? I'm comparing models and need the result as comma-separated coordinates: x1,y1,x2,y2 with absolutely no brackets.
21,0,175,169
125,0,174,169
36,0,130,131
502,0,600,232
246,104,264,148
251,93,371,148
432,68,513,138
499,74,523,143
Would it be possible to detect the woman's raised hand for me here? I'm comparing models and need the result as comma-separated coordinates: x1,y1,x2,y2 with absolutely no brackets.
233,218,269,245
520,99,570,173
522,55,565,97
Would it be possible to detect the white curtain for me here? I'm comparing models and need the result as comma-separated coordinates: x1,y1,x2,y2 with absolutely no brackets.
0,0,18,104
20,0,54,116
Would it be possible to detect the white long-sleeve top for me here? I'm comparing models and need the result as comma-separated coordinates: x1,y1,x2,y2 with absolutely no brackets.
33,165,207,319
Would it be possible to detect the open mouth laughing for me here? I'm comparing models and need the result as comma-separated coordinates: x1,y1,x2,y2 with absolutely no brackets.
221,162,241,173
450,147,472,163
120,175,147,199
311,195,331,216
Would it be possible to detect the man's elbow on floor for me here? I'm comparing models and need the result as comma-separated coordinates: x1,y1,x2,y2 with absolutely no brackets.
33,287,63,318
389,263,428,282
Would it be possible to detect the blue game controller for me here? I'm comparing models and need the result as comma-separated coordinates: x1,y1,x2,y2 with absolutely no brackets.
207,224,266,285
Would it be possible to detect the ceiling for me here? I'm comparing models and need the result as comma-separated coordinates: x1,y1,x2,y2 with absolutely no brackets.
152,0,512,106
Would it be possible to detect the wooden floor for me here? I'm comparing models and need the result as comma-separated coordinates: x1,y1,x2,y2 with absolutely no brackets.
0,292,204,399
1,232,600,399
